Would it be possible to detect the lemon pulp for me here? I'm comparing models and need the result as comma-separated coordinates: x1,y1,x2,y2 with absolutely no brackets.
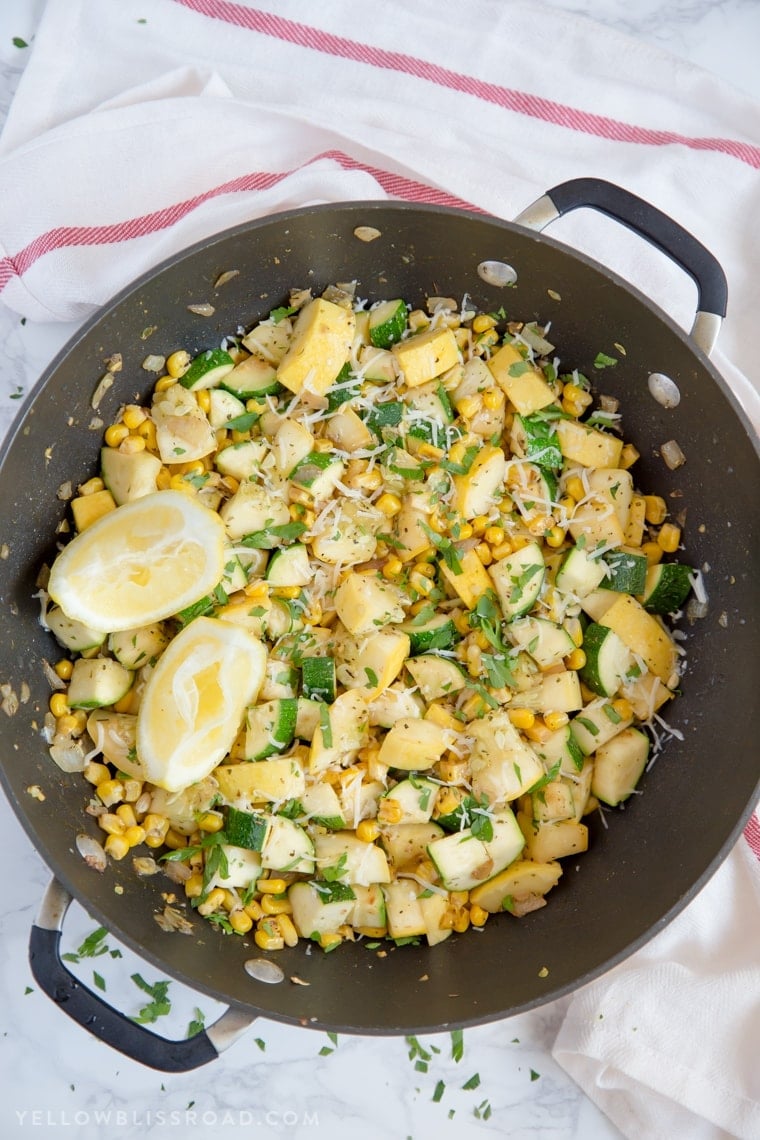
136,617,267,792
47,490,226,633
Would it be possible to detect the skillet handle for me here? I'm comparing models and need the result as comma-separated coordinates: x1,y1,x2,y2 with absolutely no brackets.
28,878,256,1072
514,176,727,357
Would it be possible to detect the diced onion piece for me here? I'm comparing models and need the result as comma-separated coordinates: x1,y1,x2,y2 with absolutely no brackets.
76,832,107,872
141,354,166,373
660,439,686,469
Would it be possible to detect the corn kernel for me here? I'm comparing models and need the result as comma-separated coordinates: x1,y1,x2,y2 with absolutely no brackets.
472,313,497,333
122,405,147,431
261,894,293,915
507,707,535,731
657,522,681,553
642,541,664,566
257,877,287,895
195,389,211,414
376,492,402,517
122,778,143,803
166,350,191,378
104,423,130,448
378,798,403,825
382,556,404,580
491,540,514,561
55,713,80,736
254,926,285,952
115,803,137,828
229,909,254,934
97,778,124,807
99,813,126,837
49,692,70,718
524,721,551,744
461,693,488,721
482,388,504,410
313,437,333,454
318,932,342,951
124,825,147,848
119,434,147,455
644,495,668,525
163,827,188,850
427,511,447,535
356,819,380,843
455,522,474,541
197,811,224,833
471,515,490,536
457,395,481,420
475,542,493,566
566,648,586,671
565,475,586,502
169,473,195,494
142,813,170,846
244,899,263,921
104,833,130,861
112,689,134,714
197,888,227,917
52,659,74,682
153,374,176,393
434,787,463,817
84,761,111,786
469,904,489,927
156,467,172,490
544,525,566,548
409,570,434,596
276,914,299,947
185,872,205,899
544,710,570,732
612,697,634,721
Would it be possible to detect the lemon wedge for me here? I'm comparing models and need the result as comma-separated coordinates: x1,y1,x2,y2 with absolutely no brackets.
47,490,226,633
136,617,266,792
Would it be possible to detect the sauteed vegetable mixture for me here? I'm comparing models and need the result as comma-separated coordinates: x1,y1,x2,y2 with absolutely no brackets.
41,283,694,952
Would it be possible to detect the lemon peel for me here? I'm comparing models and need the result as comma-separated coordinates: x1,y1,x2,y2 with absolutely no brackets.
47,490,226,633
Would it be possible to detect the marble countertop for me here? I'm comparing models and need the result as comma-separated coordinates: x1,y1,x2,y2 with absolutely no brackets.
1,3,758,1138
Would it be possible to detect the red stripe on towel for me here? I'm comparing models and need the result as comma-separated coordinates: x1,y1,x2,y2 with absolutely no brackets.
744,814,760,861
0,151,478,292
172,0,760,171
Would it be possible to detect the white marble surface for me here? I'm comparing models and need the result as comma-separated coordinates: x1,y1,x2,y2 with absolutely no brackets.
0,3,759,1138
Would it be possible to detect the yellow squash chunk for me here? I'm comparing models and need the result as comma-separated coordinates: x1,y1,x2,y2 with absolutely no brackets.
276,298,355,396
469,859,563,913
71,489,117,532
568,499,625,549
394,498,433,563
325,406,374,452
392,326,460,388
308,691,368,774
555,418,623,468
619,671,673,720
337,630,411,700
599,594,678,683
214,757,306,805
518,815,589,862
453,445,507,519
487,343,555,414
439,547,493,609
378,718,451,770
468,710,544,805
334,574,405,636
273,419,315,475
625,493,647,547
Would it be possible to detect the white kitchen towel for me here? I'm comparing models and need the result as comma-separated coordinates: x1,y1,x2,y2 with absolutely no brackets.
0,2,759,1138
